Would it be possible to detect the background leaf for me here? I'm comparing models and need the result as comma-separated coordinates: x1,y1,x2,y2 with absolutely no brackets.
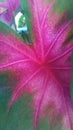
20,0,32,42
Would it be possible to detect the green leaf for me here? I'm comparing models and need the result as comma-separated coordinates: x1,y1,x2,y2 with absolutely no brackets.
0,21,24,42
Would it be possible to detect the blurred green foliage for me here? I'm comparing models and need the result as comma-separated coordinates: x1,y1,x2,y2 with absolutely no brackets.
20,0,32,42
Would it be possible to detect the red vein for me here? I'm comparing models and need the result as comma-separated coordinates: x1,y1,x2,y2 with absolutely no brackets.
0,59,30,70
9,67,43,107
45,19,73,57
48,47,73,64
34,74,48,130
41,0,55,28
0,39,38,63
33,0,44,59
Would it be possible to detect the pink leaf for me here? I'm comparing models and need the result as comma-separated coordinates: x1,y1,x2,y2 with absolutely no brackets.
0,0,73,129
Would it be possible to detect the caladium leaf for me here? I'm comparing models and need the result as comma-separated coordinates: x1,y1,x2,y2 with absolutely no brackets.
0,0,73,130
